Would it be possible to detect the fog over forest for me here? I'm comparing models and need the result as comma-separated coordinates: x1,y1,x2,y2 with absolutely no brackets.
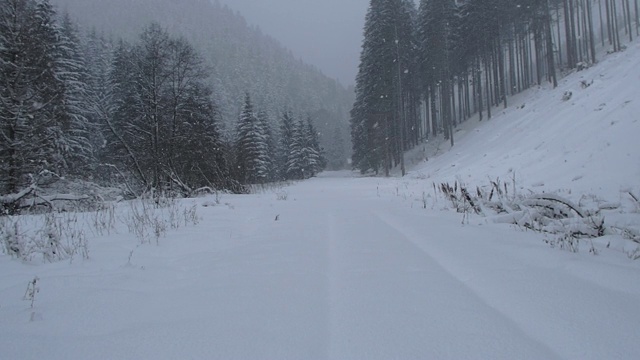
218,0,372,85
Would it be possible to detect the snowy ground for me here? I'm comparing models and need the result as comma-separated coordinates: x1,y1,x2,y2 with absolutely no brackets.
2,39,640,360
409,40,640,203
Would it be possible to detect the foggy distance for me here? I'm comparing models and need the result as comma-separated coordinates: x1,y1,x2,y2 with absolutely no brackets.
220,0,370,85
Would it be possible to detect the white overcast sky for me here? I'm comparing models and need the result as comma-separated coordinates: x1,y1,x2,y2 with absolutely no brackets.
220,0,370,86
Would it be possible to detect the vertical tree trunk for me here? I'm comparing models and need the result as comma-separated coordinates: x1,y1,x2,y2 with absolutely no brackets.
493,47,500,107
626,0,633,41
633,0,640,36
430,85,438,136
485,58,492,119
534,25,543,85
581,0,589,61
424,94,430,139
508,35,516,95
458,79,463,122
556,0,564,67
575,0,583,62
564,0,575,67
546,0,559,87
498,41,507,108
586,0,597,64
605,0,613,46
465,74,471,119
622,0,630,36
612,0,621,51
599,0,605,47
569,0,579,64
476,60,484,121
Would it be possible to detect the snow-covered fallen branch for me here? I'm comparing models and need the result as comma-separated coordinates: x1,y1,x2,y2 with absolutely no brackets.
436,181,607,241
22,194,91,208
0,185,37,207
525,193,587,218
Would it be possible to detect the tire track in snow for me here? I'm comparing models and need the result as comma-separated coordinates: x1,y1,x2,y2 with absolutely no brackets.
372,209,563,360
321,200,561,359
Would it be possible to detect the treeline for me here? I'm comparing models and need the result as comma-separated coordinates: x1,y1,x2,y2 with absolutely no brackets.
351,0,638,175
0,0,324,205
234,94,325,185
50,0,353,169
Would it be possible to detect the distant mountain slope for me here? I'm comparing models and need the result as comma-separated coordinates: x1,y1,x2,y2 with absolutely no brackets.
51,0,354,133
410,40,640,201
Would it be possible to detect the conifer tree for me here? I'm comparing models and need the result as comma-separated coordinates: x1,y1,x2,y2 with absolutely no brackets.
234,93,269,184
257,110,277,182
306,117,326,175
350,0,420,175
0,0,72,194
278,111,296,180
58,12,94,173
286,119,305,180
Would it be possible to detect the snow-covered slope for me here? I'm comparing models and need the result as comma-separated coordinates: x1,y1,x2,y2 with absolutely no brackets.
411,41,640,202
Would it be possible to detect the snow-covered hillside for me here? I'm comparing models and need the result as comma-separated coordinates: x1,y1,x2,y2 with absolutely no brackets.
1,39,639,360
411,40,640,202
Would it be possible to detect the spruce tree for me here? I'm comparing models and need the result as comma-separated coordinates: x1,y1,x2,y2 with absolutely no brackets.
58,12,93,173
350,0,418,175
305,117,326,175
257,110,277,182
234,93,269,184
278,111,296,180
0,0,70,194
286,119,305,180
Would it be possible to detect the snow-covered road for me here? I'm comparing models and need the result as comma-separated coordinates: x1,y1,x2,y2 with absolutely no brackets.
2,175,640,359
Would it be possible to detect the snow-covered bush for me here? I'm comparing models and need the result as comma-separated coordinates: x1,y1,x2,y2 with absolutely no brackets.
91,203,117,237
123,196,200,245
1,217,26,258
434,180,610,246
0,212,88,262
275,190,288,201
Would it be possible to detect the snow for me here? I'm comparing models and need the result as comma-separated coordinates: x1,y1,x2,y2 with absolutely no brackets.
411,41,640,203
2,39,640,360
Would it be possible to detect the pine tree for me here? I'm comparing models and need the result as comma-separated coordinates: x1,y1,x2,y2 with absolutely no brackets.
0,0,70,194
419,0,458,144
58,12,93,173
277,111,296,180
257,110,277,182
286,119,305,180
82,29,114,178
234,93,269,184
350,0,419,175
305,117,326,175
327,125,347,170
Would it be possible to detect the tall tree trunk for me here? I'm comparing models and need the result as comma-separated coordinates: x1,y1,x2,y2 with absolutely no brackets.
626,0,634,41
612,0,621,51
633,0,640,36
556,0,564,67
569,0,578,64
485,58,492,120
430,84,438,136
586,0,597,63
599,0,605,47
605,0,613,46
564,0,575,67
546,0,559,87
476,59,484,121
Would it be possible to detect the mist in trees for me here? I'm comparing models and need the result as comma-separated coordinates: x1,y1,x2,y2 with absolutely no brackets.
1,0,330,213
50,0,354,162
